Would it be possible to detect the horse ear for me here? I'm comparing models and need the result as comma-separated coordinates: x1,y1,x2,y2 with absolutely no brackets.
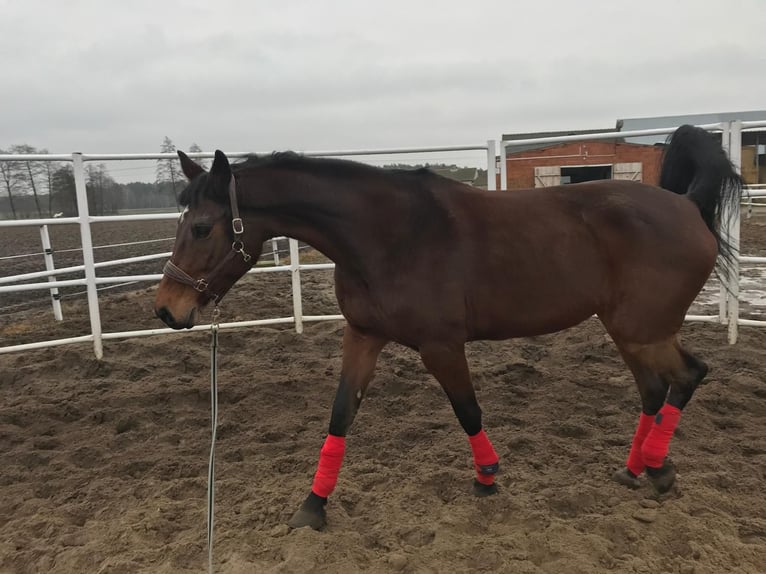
210,149,231,178
177,150,205,180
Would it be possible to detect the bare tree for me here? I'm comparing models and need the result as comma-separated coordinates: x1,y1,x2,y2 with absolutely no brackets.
12,144,45,217
0,150,19,219
44,157,56,216
85,163,120,216
188,142,207,170
51,165,76,216
156,136,182,211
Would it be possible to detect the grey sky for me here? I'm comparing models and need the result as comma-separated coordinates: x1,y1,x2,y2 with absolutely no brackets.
2,0,765,181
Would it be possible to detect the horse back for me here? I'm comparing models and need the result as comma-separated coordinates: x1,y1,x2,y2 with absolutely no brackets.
447,180,716,340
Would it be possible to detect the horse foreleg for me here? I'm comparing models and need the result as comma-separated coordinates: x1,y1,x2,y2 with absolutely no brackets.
419,342,500,496
287,325,386,530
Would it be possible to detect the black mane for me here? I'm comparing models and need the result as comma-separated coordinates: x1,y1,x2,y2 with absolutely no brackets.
179,152,446,208
232,151,435,181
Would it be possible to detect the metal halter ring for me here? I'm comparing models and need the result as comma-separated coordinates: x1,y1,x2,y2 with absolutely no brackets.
232,241,251,262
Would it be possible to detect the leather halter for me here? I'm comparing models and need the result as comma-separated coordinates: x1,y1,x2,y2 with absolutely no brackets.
162,174,252,303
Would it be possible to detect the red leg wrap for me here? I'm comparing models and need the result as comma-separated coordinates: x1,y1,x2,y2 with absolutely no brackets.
641,404,681,469
310,434,346,498
626,412,655,476
468,429,499,485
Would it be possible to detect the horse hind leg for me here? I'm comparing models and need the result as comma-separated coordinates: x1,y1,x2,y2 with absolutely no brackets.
612,337,709,494
611,356,668,490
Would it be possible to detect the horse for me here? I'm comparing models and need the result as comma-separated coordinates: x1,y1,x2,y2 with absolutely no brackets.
154,125,742,530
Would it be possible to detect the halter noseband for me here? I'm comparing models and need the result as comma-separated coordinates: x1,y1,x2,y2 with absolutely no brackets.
162,174,252,302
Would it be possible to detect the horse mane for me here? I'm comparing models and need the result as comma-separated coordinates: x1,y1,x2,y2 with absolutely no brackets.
232,152,437,182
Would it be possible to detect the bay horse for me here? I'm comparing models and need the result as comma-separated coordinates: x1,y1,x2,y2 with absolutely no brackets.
154,125,742,530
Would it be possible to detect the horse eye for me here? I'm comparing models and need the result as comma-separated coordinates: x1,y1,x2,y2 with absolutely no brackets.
192,223,213,239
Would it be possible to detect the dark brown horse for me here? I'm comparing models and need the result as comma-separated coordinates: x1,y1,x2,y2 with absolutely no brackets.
154,125,742,530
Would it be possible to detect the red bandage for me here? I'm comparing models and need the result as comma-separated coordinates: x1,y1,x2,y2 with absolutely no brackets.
468,429,499,485
310,434,346,498
626,412,655,476
641,404,682,469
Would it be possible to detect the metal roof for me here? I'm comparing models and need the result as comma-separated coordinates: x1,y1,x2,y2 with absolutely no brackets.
501,110,766,153
617,110,766,145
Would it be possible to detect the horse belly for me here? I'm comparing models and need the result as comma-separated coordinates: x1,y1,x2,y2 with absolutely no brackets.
468,291,597,340
465,253,604,340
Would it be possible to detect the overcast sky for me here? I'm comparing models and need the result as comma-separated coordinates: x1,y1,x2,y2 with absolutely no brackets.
2,0,765,180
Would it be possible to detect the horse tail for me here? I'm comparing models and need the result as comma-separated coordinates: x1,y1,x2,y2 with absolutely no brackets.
659,124,743,275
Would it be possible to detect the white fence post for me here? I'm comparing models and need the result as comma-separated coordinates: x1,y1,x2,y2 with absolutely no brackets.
500,141,508,191
39,224,63,321
271,238,280,265
72,153,104,359
289,238,304,334
719,122,731,325
727,121,742,345
486,140,497,191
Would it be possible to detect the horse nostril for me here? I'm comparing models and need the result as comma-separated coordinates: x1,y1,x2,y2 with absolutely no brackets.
156,306,173,325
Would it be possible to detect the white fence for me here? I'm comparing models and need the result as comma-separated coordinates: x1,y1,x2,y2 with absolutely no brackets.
1,125,764,358
0,143,496,359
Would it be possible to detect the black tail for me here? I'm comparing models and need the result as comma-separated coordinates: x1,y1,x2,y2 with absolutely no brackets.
659,124,744,276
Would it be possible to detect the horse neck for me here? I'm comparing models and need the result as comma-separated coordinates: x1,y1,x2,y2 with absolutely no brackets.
237,168,394,269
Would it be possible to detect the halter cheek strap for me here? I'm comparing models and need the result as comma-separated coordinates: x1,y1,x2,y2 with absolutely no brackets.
162,174,252,302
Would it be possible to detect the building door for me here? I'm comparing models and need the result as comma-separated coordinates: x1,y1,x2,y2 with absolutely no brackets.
534,166,561,187
613,162,643,182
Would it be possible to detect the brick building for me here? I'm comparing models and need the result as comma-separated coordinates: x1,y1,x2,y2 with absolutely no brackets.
500,110,766,190
502,137,664,189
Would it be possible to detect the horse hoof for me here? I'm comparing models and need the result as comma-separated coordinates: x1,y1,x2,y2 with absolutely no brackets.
287,492,327,530
612,468,641,490
473,480,498,497
287,507,326,530
646,460,676,494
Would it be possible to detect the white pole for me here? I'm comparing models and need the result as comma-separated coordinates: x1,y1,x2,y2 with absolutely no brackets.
727,121,742,345
500,141,508,191
486,140,497,191
272,238,280,265
39,224,63,321
72,153,104,359
719,122,731,325
289,238,304,334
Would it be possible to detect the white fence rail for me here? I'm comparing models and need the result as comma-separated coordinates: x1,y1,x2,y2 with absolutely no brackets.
1,126,764,357
0,142,496,358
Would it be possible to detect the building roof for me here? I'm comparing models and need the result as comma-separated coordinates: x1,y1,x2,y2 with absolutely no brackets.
501,127,620,155
501,110,766,154
617,110,766,145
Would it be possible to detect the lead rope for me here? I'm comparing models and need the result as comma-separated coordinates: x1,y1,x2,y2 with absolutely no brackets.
207,305,220,574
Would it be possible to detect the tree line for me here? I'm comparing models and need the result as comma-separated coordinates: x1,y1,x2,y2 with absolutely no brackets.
0,138,205,219
1,138,485,220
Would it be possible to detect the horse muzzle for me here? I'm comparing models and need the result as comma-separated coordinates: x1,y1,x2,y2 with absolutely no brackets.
155,305,197,330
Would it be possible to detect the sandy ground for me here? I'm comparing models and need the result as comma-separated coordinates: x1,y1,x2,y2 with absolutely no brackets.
0,218,765,573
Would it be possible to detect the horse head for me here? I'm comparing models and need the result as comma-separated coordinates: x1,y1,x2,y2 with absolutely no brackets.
154,150,256,329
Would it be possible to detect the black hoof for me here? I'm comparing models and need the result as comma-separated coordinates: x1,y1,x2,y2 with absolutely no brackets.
473,479,498,497
612,468,641,490
287,492,327,530
646,460,676,494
